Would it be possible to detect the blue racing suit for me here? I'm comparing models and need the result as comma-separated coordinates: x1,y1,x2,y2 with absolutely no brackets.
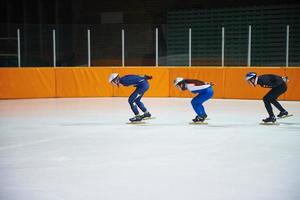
182,79,214,117
119,75,150,115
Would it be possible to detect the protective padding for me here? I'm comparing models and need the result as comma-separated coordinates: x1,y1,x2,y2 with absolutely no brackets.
0,67,299,100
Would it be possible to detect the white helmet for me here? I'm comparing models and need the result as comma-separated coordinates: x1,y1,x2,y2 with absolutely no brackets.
108,73,119,83
174,77,184,86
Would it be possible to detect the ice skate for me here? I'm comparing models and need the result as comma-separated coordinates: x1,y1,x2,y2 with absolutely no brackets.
192,115,205,122
129,115,143,123
277,111,293,119
141,111,155,120
277,111,288,118
260,116,279,125
190,116,208,125
262,116,276,123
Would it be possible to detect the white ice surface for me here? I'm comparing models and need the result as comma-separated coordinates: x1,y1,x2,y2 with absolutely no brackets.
0,98,300,200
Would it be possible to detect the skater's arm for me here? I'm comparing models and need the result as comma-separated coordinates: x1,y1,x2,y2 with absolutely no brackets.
184,79,205,85
186,84,211,91
184,79,211,92
119,75,147,86
143,75,152,80
258,75,285,88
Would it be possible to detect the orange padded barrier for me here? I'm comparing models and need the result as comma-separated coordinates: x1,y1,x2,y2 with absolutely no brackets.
0,67,299,100
55,67,113,97
112,67,169,97
0,68,55,99
284,67,300,101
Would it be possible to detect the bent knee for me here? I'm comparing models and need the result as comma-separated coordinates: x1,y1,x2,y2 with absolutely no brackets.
263,96,270,102
128,97,134,104
191,98,197,105
263,96,276,102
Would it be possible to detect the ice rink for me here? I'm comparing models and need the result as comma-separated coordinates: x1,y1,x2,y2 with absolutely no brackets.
0,97,300,200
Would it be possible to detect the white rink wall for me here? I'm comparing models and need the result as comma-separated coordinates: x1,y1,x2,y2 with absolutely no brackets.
0,98,300,200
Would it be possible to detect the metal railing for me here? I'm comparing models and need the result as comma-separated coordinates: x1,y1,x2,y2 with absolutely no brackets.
0,24,298,67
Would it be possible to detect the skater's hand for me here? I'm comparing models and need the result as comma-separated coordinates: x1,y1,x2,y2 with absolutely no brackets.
206,82,214,86
282,76,288,83
144,75,152,80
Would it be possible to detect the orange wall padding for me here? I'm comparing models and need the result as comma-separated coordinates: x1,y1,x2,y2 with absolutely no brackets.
284,68,300,101
55,67,113,97
0,68,56,99
0,67,299,100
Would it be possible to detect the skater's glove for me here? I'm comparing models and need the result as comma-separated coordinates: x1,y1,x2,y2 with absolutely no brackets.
282,76,288,83
144,75,152,80
206,82,214,86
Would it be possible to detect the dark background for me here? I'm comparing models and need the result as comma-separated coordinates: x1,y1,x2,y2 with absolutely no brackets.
1,0,299,67
1,0,298,24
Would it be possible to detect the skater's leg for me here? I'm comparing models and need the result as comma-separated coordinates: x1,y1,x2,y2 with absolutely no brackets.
270,100,286,112
269,83,287,112
135,95,147,112
136,95,152,119
191,87,214,116
191,95,204,116
263,94,275,117
200,87,214,116
263,84,287,117
134,82,149,113
128,90,141,115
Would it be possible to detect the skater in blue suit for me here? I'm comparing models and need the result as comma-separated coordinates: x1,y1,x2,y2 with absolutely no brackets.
174,77,214,122
109,73,152,122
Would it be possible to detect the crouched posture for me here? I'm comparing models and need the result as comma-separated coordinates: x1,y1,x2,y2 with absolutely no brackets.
245,72,289,122
109,73,152,122
174,77,214,122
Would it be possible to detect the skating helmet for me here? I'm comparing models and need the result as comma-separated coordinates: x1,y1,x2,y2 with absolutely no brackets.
174,77,184,86
108,73,119,83
245,72,257,81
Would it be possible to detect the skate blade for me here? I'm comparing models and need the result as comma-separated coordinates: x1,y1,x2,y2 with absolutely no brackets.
277,114,293,119
142,117,156,120
126,121,146,125
259,122,280,125
189,122,208,125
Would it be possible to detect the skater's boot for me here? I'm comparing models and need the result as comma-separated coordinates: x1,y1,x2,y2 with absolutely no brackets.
203,113,208,119
129,115,143,122
192,115,205,122
141,111,151,119
277,111,288,118
262,116,276,123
